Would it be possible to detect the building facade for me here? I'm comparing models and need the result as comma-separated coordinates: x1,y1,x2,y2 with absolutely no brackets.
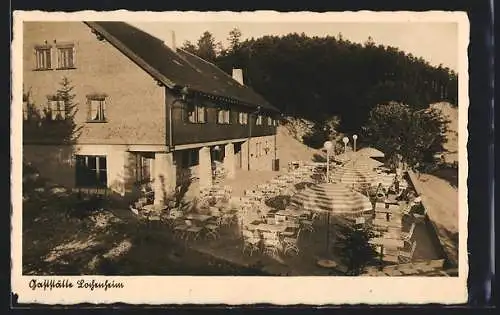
22,21,279,205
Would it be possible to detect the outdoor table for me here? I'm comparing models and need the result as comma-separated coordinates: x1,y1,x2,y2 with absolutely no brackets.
185,214,213,223
317,259,337,268
275,209,310,218
285,222,300,229
316,259,339,274
142,204,168,212
383,230,403,240
254,223,288,233
384,198,399,205
373,218,402,229
369,237,404,248
375,207,392,214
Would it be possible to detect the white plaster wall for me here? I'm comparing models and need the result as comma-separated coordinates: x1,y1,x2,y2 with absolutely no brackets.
243,135,276,171
23,144,130,195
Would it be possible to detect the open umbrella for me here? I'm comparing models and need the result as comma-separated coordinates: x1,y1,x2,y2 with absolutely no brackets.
357,147,385,158
331,161,380,187
353,156,384,169
290,183,373,252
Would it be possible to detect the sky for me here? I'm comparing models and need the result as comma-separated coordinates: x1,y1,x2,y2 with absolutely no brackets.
130,21,458,71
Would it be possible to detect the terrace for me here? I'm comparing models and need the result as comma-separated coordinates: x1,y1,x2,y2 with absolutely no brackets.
132,156,447,276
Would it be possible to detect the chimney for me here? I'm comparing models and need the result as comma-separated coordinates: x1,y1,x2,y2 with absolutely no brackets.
232,68,244,85
163,30,177,51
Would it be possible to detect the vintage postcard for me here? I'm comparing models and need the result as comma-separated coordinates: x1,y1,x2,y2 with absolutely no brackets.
11,10,469,305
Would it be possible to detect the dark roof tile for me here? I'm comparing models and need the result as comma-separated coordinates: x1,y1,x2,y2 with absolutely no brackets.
85,21,278,112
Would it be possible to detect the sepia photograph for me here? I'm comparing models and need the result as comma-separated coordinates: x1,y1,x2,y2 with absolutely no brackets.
11,10,469,304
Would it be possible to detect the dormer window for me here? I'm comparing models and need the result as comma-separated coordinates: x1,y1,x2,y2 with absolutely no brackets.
87,94,108,122
217,108,231,124
56,43,75,69
34,45,52,70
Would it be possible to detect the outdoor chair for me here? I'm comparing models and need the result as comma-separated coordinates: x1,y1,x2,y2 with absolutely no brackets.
401,203,412,216
299,219,315,233
262,233,282,257
242,230,261,256
414,261,436,273
164,210,183,228
203,222,220,240
184,220,203,241
275,214,286,224
398,240,417,263
216,215,231,228
401,222,416,242
429,259,445,269
282,229,301,256
173,221,189,239
412,210,427,223
265,214,276,225
398,265,420,275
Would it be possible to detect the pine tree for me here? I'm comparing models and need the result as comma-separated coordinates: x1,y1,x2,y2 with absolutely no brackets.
23,77,81,144
55,76,81,143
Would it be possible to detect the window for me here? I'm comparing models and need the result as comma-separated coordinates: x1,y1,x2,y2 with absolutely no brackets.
87,94,107,122
238,112,248,125
181,149,199,168
273,119,278,126
256,115,263,125
187,105,206,123
47,96,66,120
217,108,231,124
34,45,52,70
57,44,75,69
267,116,272,125
75,155,107,187
135,153,154,183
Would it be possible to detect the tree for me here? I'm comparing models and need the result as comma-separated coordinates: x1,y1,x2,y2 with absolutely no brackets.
181,40,197,54
363,102,449,171
23,76,81,144
196,31,217,62
209,30,458,132
227,28,242,52
338,226,377,275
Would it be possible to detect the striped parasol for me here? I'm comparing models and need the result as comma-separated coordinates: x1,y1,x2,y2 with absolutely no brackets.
333,151,355,163
356,147,385,158
353,156,384,169
290,183,373,214
330,160,380,186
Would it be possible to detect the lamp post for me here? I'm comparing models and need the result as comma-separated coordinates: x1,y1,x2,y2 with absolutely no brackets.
342,137,349,154
353,134,358,152
323,141,333,183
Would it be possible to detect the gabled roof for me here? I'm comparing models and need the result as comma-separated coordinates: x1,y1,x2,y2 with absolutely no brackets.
84,21,278,112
